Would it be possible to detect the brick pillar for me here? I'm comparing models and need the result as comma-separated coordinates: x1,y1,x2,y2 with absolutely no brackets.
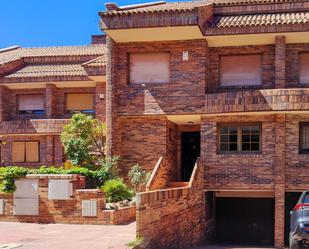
95,82,106,122
45,83,57,118
275,36,286,89
274,114,286,248
106,36,119,158
46,135,54,166
0,85,11,121
54,135,64,166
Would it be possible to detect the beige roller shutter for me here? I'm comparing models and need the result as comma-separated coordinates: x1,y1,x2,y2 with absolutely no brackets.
220,54,262,87
66,93,94,111
26,142,39,162
299,53,309,84
130,52,170,84
18,95,44,111
12,142,25,162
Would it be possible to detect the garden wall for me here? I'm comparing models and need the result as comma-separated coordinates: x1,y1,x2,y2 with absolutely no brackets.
0,174,135,225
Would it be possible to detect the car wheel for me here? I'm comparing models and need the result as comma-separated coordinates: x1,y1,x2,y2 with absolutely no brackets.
290,233,300,249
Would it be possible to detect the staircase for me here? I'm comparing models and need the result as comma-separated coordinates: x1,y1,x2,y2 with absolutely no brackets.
165,181,189,189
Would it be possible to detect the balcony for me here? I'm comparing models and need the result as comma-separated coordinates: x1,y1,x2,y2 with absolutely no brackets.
0,119,70,135
205,88,309,114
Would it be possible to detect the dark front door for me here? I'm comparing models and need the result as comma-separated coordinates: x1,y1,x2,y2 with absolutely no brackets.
181,132,200,181
216,197,275,246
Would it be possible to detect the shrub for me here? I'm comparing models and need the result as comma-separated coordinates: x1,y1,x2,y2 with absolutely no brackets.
128,164,150,192
0,167,29,193
61,113,106,168
101,179,133,203
95,156,120,186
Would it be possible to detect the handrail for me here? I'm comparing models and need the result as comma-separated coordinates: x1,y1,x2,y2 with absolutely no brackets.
145,156,163,191
189,157,201,188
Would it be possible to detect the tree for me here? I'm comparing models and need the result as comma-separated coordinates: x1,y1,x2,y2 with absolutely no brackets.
61,113,106,168
128,164,150,192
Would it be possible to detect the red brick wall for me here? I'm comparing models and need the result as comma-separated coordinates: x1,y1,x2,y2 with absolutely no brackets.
201,114,276,190
136,158,205,249
115,40,207,115
118,116,168,177
0,134,63,167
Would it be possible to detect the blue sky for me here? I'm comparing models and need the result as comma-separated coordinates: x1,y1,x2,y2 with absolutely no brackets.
1,0,177,48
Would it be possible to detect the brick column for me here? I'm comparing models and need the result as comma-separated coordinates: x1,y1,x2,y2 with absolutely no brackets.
106,36,119,158
275,36,286,89
95,82,106,122
46,135,54,166
274,114,286,248
54,135,64,166
0,85,11,121
45,83,57,118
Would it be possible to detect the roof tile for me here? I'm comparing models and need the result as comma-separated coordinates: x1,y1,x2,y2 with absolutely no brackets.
209,12,309,27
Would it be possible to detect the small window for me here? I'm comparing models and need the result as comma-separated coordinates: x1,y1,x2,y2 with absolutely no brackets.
299,53,309,84
220,54,262,87
219,124,261,153
129,52,170,84
18,94,44,115
12,141,39,163
66,93,94,114
300,123,309,153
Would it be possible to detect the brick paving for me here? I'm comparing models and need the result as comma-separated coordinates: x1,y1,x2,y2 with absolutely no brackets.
0,221,136,249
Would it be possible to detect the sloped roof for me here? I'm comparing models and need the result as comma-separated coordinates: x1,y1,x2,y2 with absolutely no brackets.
209,12,309,27
0,45,105,65
82,56,106,67
213,0,302,5
4,64,88,79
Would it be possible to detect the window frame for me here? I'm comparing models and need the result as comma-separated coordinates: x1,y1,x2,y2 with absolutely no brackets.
65,92,95,115
128,52,171,84
17,94,45,115
299,122,309,154
219,53,263,88
12,141,40,163
217,123,262,154
299,52,309,85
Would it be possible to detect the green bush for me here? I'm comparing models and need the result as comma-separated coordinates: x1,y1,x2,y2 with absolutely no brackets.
101,179,133,203
0,167,29,193
128,164,150,193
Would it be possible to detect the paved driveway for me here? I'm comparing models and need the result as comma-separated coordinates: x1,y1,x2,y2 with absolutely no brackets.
194,246,275,249
0,221,136,249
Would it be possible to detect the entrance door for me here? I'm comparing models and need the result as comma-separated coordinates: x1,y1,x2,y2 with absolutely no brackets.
14,179,39,215
216,197,274,246
181,132,200,181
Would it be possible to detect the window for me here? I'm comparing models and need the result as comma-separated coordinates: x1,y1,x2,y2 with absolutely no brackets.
18,94,44,115
220,54,262,87
66,93,94,114
299,53,309,84
129,52,170,84
12,141,39,163
300,123,309,153
219,124,260,153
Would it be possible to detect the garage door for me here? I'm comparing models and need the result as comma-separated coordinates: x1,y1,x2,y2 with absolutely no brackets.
14,179,39,216
216,197,274,246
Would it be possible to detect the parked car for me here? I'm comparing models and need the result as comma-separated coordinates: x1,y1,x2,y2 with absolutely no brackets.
290,191,309,249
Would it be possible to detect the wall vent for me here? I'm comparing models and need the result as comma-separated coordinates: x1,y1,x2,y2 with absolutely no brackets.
82,200,97,217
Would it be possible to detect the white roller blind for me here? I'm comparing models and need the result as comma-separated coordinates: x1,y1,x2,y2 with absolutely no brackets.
130,52,170,84
299,53,309,84
220,55,262,87
18,95,44,111
66,93,94,111
26,142,39,162
12,142,25,162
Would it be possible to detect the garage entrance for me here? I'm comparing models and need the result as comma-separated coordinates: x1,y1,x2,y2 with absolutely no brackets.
216,196,274,246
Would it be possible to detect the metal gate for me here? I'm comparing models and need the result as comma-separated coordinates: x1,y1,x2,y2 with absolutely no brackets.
13,179,39,215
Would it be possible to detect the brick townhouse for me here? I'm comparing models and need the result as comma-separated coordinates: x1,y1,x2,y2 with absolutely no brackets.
99,0,309,248
0,36,106,167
